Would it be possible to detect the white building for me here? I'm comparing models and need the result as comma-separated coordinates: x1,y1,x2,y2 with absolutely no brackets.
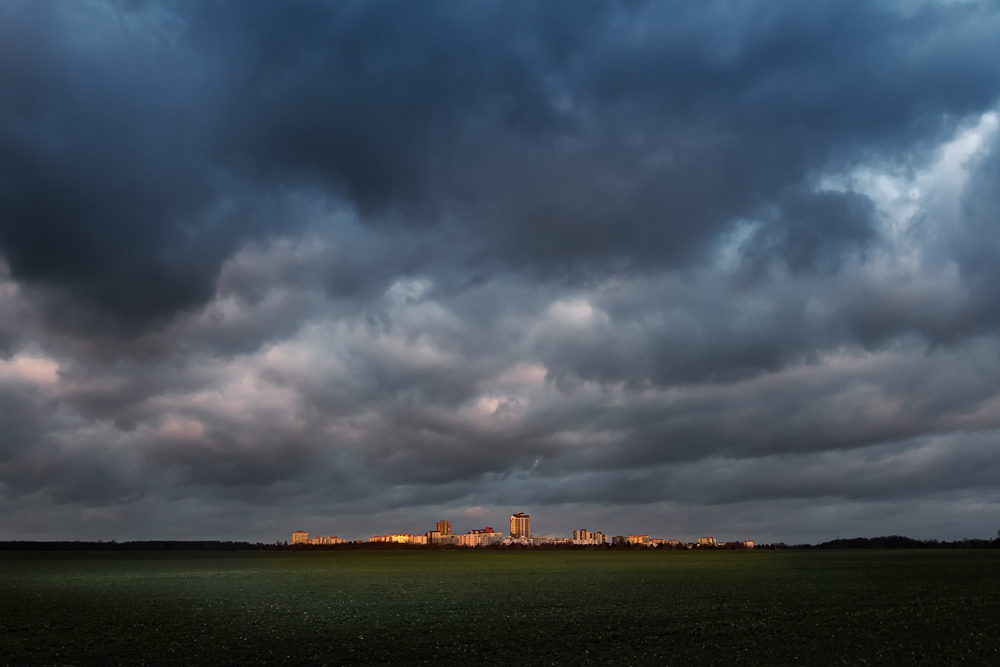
459,532,504,547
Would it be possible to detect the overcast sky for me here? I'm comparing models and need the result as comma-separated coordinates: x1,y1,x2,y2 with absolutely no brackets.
2,0,1000,543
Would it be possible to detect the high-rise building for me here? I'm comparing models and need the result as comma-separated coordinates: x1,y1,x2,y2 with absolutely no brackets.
573,529,606,544
292,530,309,544
510,511,530,539
436,520,451,535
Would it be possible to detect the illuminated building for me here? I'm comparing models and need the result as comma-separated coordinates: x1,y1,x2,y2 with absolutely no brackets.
436,520,451,535
573,529,606,544
293,531,345,545
697,536,717,545
510,511,530,539
459,531,503,547
368,533,424,544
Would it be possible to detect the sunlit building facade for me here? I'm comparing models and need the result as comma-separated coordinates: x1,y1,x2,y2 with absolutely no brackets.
292,531,345,545
572,529,606,545
459,531,504,547
369,533,424,544
510,511,530,539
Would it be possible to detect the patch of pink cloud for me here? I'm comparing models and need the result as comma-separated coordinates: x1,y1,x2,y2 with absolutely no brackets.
156,417,206,442
0,355,60,387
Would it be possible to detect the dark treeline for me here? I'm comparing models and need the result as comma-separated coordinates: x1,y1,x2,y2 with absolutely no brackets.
762,536,1000,550
0,541,283,552
3,535,999,551
0,541,532,552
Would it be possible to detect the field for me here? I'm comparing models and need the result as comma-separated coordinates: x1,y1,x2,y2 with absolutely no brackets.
2,549,999,666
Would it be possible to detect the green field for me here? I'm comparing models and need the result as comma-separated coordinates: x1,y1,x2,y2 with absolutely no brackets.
1,550,999,666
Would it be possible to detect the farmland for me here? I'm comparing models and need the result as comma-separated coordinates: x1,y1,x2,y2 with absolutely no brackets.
1,549,998,666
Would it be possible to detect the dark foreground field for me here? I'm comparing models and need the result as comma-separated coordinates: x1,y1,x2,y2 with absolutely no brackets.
1,550,998,666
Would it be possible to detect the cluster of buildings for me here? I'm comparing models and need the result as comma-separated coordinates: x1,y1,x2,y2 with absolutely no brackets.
291,532,346,545
291,512,754,549
364,520,504,547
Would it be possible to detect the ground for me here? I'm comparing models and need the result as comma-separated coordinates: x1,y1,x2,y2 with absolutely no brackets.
1,549,998,665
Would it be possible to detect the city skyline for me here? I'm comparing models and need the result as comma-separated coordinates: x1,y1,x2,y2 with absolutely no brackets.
284,510,761,546
3,1,1000,544
288,512,748,548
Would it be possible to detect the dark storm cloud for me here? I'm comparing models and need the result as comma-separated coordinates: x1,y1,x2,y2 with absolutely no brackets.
739,190,877,276
3,0,1000,542
1,0,999,335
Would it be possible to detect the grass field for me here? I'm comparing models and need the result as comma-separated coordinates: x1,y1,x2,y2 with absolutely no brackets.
1,549,999,666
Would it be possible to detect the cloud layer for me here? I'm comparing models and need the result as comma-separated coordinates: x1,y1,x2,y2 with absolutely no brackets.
2,0,1000,542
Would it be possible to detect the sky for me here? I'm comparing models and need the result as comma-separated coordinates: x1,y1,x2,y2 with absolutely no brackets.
2,0,1000,544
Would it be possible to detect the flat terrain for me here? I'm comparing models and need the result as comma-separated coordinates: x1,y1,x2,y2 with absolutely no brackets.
1,549,998,666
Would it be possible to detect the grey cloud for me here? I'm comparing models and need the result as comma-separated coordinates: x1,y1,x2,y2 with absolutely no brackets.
3,1,1000,338
739,190,877,276
3,0,1000,543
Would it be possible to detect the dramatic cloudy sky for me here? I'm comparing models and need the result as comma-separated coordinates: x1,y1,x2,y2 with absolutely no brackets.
2,0,1000,543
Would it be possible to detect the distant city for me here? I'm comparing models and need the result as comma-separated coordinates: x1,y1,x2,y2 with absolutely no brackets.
291,511,755,549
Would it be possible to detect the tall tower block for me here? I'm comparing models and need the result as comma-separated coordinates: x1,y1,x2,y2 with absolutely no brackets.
509,511,530,539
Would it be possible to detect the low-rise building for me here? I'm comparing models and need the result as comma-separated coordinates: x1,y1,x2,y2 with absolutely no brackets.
459,531,503,547
369,533,425,544
571,530,606,545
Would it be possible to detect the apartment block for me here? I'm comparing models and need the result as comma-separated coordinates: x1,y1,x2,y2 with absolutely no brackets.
572,529,606,545
510,511,530,539
459,532,503,547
